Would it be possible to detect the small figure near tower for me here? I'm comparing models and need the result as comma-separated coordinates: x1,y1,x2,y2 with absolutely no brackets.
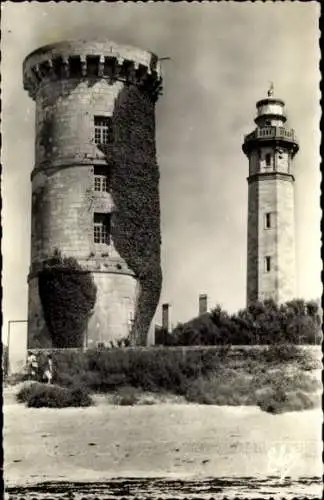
242,85,299,305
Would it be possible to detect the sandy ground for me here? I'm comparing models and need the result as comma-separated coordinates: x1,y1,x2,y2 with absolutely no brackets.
4,386,322,498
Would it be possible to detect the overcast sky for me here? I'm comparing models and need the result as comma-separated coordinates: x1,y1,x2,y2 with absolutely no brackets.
1,1,321,345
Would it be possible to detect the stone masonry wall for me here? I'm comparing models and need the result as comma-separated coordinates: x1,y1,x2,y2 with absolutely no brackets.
87,273,138,347
31,166,94,262
257,178,279,303
35,78,123,169
247,180,259,303
25,41,162,348
247,175,295,305
276,180,296,303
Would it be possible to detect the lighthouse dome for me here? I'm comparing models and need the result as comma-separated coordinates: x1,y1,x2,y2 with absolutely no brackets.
255,84,287,127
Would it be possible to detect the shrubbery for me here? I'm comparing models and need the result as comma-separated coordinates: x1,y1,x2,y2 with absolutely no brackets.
168,299,322,346
16,382,93,408
262,344,301,363
185,362,321,412
256,388,316,414
16,345,320,414
52,347,227,394
112,386,139,406
185,371,253,406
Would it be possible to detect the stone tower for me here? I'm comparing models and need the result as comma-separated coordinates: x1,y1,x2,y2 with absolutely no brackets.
23,40,163,348
242,86,299,305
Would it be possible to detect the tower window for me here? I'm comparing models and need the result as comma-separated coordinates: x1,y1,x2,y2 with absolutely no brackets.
94,213,111,245
265,153,271,167
94,116,113,145
265,256,271,273
94,166,110,192
265,212,272,229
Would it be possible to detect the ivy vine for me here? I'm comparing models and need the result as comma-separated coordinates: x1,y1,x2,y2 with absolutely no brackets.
38,249,97,348
104,85,162,345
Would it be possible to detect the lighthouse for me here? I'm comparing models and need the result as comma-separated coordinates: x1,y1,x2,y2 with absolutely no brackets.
242,85,299,306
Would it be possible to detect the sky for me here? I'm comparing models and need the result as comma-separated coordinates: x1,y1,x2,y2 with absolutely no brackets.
1,1,321,346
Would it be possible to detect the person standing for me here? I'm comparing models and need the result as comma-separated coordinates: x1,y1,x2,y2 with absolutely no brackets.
43,354,53,384
27,351,38,381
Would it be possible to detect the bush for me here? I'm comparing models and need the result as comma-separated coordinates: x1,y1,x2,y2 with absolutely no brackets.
254,365,321,414
16,382,93,408
185,361,320,413
256,388,286,414
258,344,321,370
50,347,230,394
185,371,253,406
38,346,319,414
295,348,322,371
256,388,317,414
262,344,301,363
167,298,322,346
112,386,139,406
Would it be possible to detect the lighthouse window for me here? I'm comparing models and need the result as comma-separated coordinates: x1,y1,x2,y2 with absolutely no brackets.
265,212,272,229
94,213,111,245
265,153,271,167
94,116,113,145
265,256,271,273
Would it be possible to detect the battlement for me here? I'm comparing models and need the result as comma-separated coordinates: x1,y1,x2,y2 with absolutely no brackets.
23,40,163,101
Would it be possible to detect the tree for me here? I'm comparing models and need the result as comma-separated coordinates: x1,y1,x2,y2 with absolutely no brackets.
167,298,322,346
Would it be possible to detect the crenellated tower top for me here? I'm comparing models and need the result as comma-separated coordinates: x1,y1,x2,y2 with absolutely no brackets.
23,39,163,101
